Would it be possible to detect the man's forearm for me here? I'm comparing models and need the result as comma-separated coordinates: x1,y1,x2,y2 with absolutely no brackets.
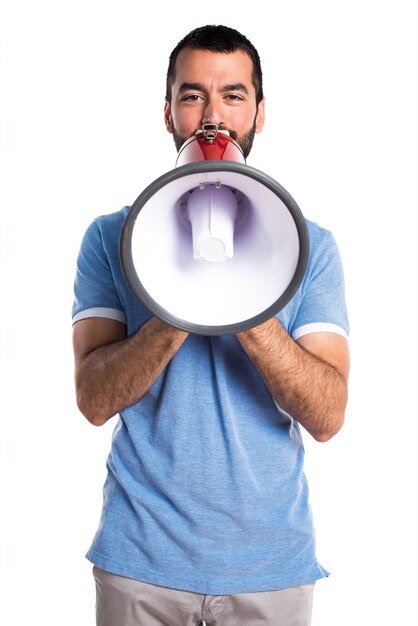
237,318,348,441
75,318,189,426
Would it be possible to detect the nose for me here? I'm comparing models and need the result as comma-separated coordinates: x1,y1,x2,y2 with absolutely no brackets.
202,98,223,126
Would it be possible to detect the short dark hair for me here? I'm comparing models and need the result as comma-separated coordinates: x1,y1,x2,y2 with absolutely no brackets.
165,25,263,106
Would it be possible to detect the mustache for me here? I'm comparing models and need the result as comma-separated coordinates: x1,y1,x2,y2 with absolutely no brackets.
193,125,238,141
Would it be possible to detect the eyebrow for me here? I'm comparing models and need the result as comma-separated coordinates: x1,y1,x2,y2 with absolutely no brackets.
178,82,249,94
223,83,249,94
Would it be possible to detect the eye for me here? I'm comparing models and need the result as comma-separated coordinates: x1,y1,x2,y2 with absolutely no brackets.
182,94,204,102
224,93,245,102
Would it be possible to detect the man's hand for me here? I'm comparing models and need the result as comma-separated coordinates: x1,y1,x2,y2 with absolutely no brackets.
237,318,350,441
73,316,189,426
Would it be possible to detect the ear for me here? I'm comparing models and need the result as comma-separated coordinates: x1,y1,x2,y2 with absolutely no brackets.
164,100,173,134
255,97,265,133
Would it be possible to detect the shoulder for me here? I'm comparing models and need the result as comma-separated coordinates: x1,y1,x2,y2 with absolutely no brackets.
89,206,130,237
303,219,344,276
305,218,335,251
79,206,130,254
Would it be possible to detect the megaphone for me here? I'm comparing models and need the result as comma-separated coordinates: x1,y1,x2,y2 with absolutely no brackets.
120,124,309,335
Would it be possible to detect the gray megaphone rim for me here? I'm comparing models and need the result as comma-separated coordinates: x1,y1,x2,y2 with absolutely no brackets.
120,160,310,335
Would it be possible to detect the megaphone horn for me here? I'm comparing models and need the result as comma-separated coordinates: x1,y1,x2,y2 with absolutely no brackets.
120,125,309,336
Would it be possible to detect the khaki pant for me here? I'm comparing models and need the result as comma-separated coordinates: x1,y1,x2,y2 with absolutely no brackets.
93,566,315,626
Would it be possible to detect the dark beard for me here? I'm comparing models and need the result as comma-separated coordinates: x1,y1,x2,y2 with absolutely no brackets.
171,117,257,160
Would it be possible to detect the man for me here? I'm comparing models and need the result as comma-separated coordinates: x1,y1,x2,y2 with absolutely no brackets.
72,25,349,626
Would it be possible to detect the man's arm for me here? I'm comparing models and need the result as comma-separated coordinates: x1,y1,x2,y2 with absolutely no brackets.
73,316,189,426
237,318,350,442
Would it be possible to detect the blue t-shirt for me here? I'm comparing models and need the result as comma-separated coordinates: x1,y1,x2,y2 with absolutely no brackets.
72,206,349,594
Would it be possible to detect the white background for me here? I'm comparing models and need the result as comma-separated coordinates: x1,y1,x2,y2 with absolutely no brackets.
0,1,417,624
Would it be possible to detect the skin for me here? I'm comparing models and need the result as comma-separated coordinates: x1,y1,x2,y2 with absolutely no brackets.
73,47,350,441
164,48,265,157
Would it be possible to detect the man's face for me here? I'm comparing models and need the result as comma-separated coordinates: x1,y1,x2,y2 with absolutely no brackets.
164,48,265,159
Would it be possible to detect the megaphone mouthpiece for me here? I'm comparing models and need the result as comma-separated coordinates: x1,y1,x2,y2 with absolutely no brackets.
200,123,220,142
176,125,246,167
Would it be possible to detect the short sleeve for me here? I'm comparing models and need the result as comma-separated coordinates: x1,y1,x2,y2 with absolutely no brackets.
72,219,126,324
290,229,349,340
